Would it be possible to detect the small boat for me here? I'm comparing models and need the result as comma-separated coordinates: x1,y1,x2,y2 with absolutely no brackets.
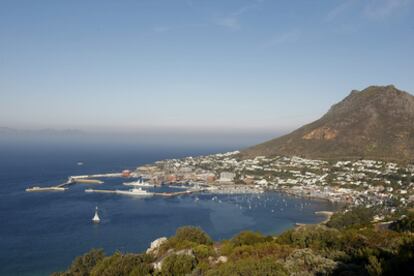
92,206,100,223
77,162,84,166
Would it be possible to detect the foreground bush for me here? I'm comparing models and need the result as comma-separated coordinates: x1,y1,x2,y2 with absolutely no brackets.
174,226,213,245
327,207,374,229
160,254,197,276
52,249,105,276
228,242,293,261
90,252,153,276
159,226,214,254
230,230,272,246
54,214,414,276
193,244,216,260
206,257,288,276
284,248,337,275
389,213,414,233
277,225,342,250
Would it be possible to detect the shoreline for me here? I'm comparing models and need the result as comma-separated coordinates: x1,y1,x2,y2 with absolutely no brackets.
295,211,334,227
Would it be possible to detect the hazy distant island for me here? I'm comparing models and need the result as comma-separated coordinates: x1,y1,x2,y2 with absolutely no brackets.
53,85,414,275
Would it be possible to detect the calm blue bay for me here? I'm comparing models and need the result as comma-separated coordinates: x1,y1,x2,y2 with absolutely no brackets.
0,141,335,276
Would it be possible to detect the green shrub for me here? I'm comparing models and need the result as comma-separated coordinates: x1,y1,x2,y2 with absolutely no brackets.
365,255,383,276
175,226,213,245
161,254,197,276
230,231,271,246
339,229,370,255
218,240,234,256
284,248,337,275
193,244,215,260
90,252,153,276
159,227,213,255
229,242,292,261
327,207,375,229
53,222,414,276
160,238,198,254
389,213,414,233
54,248,105,276
277,225,342,250
382,238,414,274
206,257,288,276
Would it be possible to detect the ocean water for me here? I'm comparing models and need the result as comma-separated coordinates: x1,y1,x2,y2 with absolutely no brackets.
0,141,335,276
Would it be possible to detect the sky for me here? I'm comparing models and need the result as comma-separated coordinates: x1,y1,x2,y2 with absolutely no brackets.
1,0,414,139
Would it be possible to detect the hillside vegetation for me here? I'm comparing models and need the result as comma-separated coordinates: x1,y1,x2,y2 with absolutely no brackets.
53,208,414,276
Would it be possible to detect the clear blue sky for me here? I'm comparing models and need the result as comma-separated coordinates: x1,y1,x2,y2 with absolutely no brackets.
1,0,414,134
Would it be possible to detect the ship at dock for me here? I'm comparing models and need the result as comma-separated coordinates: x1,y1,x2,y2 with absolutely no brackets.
85,187,154,197
123,178,154,188
115,187,154,197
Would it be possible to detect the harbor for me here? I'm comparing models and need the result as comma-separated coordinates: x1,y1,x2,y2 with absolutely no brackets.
14,148,339,276
25,173,116,192
25,171,206,198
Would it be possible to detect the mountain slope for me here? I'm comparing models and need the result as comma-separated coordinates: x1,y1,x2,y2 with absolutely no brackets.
243,85,414,161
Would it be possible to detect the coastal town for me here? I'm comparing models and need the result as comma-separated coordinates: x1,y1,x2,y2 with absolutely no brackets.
133,151,414,212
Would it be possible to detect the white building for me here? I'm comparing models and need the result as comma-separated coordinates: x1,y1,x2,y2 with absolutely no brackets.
219,172,236,183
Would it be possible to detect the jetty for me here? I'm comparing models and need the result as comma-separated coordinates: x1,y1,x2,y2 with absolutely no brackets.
70,178,103,184
85,189,116,194
155,190,198,197
26,178,73,192
26,173,112,192
25,187,67,192
85,188,203,198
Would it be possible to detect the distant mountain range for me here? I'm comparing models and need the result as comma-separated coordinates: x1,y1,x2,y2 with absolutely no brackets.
243,85,414,161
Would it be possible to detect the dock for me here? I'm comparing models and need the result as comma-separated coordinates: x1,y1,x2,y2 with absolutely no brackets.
85,189,117,194
72,179,103,184
25,172,118,192
26,187,67,192
56,178,75,188
84,188,203,198
25,172,202,196
155,190,195,197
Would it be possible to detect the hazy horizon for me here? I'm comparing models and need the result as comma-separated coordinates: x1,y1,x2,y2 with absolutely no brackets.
0,124,289,149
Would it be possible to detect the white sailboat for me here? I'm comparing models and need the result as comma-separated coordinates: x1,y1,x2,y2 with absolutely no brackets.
92,206,100,223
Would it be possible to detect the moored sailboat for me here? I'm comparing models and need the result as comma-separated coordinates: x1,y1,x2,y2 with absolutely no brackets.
92,206,100,223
